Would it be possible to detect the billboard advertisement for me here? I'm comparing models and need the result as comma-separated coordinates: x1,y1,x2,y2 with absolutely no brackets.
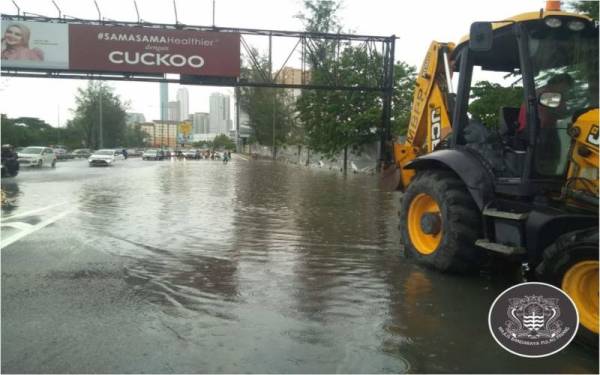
69,25,240,77
2,21,240,78
1,21,69,69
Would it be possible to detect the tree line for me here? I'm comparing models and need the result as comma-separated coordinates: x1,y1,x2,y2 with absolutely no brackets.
237,0,597,171
2,81,146,150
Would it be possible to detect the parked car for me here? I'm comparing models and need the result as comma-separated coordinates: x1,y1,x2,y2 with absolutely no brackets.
162,149,171,158
127,149,143,157
17,146,57,168
52,147,69,160
72,148,92,158
88,149,124,167
182,149,200,160
142,149,165,160
1,144,19,177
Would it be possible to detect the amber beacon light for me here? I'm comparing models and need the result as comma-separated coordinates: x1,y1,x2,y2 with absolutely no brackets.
546,0,561,11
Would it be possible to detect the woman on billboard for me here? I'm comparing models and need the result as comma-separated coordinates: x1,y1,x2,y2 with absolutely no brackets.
1,23,44,61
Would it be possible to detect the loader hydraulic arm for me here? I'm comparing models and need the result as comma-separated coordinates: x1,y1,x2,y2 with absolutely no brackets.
392,41,456,190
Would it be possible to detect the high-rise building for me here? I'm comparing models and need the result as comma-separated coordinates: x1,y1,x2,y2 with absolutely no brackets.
160,82,168,121
275,67,307,101
140,120,178,148
167,101,180,122
176,87,189,121
209,93,231,135
191,112,210,134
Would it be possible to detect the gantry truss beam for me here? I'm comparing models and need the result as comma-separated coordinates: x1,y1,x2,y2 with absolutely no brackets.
1,14,396,163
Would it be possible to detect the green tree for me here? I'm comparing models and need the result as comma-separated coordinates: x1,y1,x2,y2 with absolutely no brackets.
295,0,340,33
192,140,212,148
392,62,417,136
295,0,417,171
567,0,599,20
212,134,236,150
298,46,383,160
69,81,128,149
469,81,523,127
239,49,295,153
0,115,56,146
124,125,147,148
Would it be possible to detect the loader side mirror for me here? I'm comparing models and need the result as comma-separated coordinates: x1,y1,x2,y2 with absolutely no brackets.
470,22,493,51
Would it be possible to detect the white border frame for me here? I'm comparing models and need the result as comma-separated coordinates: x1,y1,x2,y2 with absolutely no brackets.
487,281,580,358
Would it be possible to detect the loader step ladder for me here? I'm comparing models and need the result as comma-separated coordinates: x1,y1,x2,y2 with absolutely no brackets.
482,208,529,220
475,239,526,255
477,207,529,255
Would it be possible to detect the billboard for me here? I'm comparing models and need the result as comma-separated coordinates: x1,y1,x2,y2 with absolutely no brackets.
1,21,69,69
2,21,240,78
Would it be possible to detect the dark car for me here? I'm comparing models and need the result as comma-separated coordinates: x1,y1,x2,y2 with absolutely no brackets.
182,149,200,160
72,148,92,158
52,147,69,160
142,149,165,160
1,145,20,177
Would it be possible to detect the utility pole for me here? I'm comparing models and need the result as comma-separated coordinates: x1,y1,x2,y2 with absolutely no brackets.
272,92,276,160
269,33,275,160
99,91,103,149
57,105,60,145
235,86,240,153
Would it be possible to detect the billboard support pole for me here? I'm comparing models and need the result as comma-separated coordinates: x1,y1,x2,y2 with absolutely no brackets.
51,0,62,19
173,0,179,25
11,1,20,17
93,0,101,22
212,0,216,28
133,0,140,23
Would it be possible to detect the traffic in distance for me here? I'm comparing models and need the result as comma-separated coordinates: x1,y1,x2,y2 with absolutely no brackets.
1,144,232,176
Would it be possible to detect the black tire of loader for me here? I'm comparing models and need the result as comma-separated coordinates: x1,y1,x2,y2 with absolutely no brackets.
399,170,482,273
536,229,599,349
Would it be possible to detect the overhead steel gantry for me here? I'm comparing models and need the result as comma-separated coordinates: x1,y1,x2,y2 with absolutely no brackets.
0,14,396,163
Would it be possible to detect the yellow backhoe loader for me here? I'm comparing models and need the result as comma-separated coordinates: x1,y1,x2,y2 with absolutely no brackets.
384,2,598,346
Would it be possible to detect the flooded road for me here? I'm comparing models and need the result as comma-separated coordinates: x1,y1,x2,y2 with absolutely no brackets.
1,157,597,373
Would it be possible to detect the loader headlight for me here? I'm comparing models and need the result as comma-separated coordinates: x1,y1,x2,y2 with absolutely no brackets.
545,17,562,28
567,20,585,31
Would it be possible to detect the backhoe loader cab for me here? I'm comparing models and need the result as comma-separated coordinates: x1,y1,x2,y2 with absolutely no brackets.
453,13,598,187
395,8,599,347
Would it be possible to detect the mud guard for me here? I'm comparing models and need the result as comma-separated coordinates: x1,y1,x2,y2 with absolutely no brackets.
404,149,494,209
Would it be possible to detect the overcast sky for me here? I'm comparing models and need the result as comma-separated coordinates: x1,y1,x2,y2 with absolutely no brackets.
0,0,547,126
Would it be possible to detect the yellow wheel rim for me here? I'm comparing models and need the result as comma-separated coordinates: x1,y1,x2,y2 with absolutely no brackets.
562,260,599,334
407,193,442,255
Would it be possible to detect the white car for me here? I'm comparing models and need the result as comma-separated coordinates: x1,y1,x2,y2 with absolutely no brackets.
88,149,124,167
17,146,57,168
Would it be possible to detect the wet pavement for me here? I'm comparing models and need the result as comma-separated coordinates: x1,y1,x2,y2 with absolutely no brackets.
1,157,598,373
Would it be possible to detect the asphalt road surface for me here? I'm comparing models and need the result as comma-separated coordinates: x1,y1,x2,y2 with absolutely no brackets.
1,157,598,373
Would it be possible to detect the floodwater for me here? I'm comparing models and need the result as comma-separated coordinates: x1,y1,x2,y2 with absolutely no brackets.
1,157,598,373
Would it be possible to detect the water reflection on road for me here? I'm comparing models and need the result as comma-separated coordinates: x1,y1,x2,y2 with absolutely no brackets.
1,158,597,373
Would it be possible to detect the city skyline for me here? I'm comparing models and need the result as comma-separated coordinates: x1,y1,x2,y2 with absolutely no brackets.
148,83,235,123
133,88,234,144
